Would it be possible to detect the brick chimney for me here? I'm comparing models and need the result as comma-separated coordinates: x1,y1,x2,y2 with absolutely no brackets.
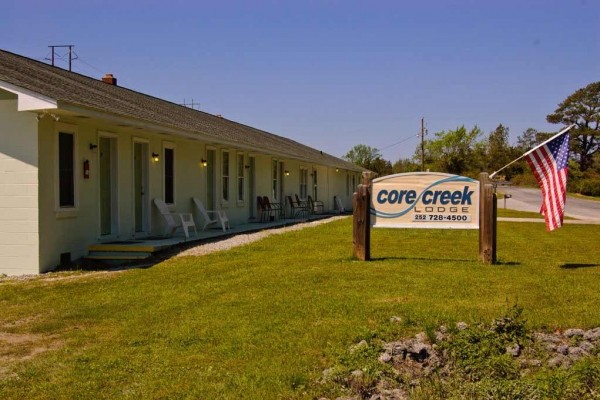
101,73,117,86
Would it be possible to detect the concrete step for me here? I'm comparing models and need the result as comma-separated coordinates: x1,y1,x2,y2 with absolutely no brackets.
86,251,152,260
88,243,159,253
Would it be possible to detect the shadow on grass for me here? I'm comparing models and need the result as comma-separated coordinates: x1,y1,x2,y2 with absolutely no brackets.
560,263,600,269
370,256,474,263
494,261,522,266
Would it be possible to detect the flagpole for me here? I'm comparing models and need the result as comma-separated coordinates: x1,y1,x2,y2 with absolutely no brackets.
489,124,575,179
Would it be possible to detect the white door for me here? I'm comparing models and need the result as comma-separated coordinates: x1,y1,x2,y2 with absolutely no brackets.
99,136,118,236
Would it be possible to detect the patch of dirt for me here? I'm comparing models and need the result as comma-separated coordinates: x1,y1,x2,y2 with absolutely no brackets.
0,270,125,285
0,331,64,378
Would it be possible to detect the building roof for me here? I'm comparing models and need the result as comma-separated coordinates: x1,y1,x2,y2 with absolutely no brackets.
0,49,362,172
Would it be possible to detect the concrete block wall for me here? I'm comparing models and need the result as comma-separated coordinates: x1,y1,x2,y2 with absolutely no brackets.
0,99,39,275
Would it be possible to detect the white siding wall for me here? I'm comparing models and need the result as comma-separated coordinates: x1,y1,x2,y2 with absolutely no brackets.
0,98,39,275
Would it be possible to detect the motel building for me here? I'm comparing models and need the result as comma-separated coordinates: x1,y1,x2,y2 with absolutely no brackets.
0,49,363,276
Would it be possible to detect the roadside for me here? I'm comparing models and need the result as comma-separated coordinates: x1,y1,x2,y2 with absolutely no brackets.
499,187,600,223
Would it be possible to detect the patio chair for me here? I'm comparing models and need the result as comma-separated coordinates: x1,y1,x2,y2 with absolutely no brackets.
268,197,284,218
153,198,197,239
287,195,308,218
334,196,347,214
307,195,324,214
257,196,273,222
262,196,281,221
192,197,230,232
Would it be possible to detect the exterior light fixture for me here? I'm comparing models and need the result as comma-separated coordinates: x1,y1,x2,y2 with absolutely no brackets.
200,158,207,167
89,143,98,150
335,168,339,172
284,170,290,176
152,152,160,162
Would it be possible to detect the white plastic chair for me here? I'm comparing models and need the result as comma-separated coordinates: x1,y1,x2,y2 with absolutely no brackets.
334,196,346,214
153,198,197,239
192,197,230,232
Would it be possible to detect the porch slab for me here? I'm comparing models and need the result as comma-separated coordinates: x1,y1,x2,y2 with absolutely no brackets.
86,214,336,261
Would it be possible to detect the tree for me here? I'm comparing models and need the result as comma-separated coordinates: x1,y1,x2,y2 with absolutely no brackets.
366,157,393,176
516,128,541,152
423,125,483,175
392,158,420,174
343,144,382,168
487,124,511,170
547,81,600,171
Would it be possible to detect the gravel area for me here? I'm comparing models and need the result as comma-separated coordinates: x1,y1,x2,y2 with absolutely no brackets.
177,216,348,257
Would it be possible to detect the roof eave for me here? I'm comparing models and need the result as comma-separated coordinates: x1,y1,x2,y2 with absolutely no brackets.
0,79,57,111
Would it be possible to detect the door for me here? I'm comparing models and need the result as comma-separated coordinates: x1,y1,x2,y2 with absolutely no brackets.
206,149,216,210
249,156,256,218
99,137,117,236
278,161,285,202
133,141,149,235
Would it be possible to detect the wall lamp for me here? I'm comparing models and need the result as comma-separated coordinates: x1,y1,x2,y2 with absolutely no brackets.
335,168,340,172
89,143,98,150
284,170,290,176
152,152,160,162
200,158,207,167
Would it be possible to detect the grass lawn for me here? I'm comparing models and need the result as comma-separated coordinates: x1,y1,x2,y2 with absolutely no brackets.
1,218,600,399
497,208,543,218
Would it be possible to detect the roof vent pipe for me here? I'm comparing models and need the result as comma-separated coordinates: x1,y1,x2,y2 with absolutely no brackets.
101,74,117,86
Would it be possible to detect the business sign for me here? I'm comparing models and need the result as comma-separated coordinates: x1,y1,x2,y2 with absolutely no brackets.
370,172,480,229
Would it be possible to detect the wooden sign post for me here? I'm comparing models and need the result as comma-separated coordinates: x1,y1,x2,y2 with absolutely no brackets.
478,172,497,264
353,171,375,261
353,171,496,264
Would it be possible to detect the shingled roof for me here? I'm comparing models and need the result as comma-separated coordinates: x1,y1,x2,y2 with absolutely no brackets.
0,49,362,171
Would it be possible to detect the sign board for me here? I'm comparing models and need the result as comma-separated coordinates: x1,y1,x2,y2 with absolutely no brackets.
370,172,480,229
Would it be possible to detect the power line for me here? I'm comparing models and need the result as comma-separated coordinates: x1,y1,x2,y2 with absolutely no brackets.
379,133,417,151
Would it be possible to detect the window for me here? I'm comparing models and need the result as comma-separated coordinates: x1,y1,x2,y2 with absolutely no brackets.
58,132,75,207
272,159,279,201
299,167,308,199
346,174,350,196
164,146,175,204
237,153,244,202
222,151,230,201
352,175,357,193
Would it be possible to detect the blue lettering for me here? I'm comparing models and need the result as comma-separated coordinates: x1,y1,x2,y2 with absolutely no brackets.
388,190,398,203
462,186,474,205
422,190,433,205
451,191,462,205
405,190,416,204
377,190,388,204
439,190,451,205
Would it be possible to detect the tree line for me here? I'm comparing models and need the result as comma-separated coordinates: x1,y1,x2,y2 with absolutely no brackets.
343,81,600,196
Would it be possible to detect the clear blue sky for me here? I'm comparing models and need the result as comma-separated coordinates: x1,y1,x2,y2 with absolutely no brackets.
2,0,599,161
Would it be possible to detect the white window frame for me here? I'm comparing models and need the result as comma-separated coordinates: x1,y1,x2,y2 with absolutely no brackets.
54,122,79,215
237,152,245,204
162,141,176,205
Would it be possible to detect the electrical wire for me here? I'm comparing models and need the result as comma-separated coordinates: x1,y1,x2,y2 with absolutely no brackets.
378,134,418,151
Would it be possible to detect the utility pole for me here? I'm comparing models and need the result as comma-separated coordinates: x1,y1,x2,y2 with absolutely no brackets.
420,117,427,171
47,45,76,71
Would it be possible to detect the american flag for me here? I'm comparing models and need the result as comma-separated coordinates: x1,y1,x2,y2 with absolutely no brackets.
524,128,571,231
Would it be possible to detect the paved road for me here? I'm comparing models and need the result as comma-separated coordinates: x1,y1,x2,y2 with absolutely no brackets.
500,187,600,222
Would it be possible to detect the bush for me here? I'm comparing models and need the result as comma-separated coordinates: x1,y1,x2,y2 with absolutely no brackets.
571,178,600,196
